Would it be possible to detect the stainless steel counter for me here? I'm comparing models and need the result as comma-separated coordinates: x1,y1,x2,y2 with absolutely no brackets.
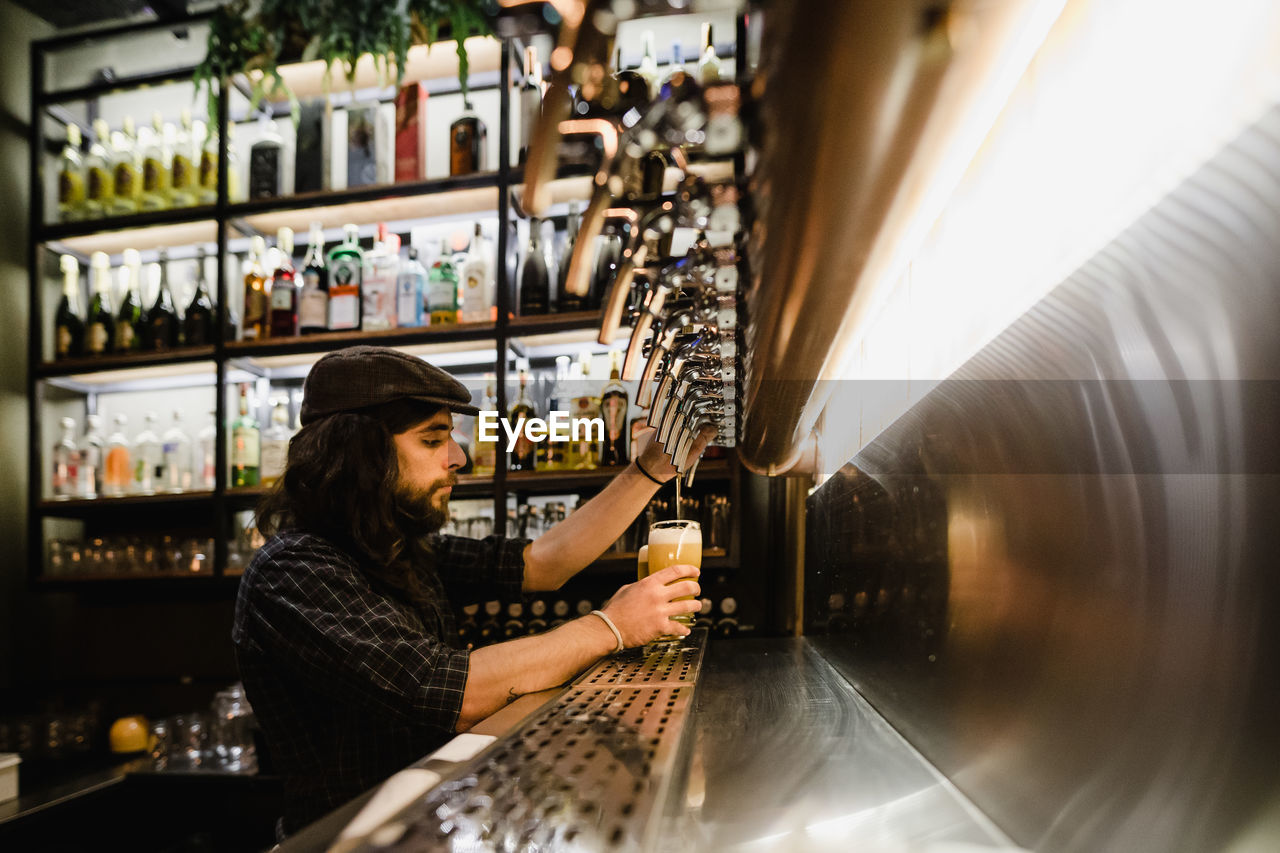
664,637,1018,851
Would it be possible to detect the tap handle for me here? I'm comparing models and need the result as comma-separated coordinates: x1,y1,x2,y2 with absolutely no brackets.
598,242,647,344
623,286,668,381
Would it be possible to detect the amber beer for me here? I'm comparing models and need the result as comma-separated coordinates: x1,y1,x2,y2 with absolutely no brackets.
646,520,701,627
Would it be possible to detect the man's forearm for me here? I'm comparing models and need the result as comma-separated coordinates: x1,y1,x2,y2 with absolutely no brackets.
456,615,616,730
522,461,660,590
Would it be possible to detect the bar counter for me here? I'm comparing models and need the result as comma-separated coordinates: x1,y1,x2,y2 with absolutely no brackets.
282,633,1017,852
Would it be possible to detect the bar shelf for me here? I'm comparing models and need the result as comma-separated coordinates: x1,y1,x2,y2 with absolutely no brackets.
37,348,218,381
39,212,219,256
37,491,216,518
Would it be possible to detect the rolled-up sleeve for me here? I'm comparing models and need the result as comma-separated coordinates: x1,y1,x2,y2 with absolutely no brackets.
429,534,530,601
247,542,469,734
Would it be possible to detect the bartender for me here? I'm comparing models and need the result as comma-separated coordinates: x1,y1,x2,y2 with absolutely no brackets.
232,345,706,838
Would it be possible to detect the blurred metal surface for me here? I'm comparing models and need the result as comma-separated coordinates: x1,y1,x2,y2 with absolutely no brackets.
659,637,1016,851
804,107,1280,850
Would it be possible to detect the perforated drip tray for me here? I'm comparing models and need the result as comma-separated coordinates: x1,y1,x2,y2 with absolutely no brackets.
356,630,708,852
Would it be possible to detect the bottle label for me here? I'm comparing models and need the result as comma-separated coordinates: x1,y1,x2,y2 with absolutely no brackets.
59,170,84,205
430,309,457,325
260,439,288,481
114,164,137,201
269,283,295,311
56,326,72,357
200,151,217,189
396,277,422,327
328,288,359,330
86,322,109,354
450,121,481,175
88,167,111,201
248,146,281,199
244,286,268,330
115,320,135,351
362,277,395,331
232,426,260,467
172,155,193,189
299,277,329,330
143,157,166,193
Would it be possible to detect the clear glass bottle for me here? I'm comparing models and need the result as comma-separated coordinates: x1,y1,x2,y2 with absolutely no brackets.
268,227,299,337
599,350,629,466
259,399,293,487
241,235,269,341
78,414,106,499
556,203,583,313
52,417,80,500
427,238,459,325
84,119,115,218
459,222,493,324
396,246,427,328
114,249,142,353
170,108,198,207
85,252,115,356
144,249,179,351
110,116,142,215
326,224,364,331
58,123,86,222
449,101,487,176
196,413,217,491
54,254,85,361
103,413,132,497
184,247,215,346
140,111,171,211
519,218,550,316
231,384,260,488
159,410,192,493
361,224,399,331
298,222,329,334
698,22,723,85
133,411,161,495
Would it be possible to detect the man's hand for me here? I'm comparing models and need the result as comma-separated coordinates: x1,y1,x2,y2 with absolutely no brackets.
601,564,702,645
634,425,716,483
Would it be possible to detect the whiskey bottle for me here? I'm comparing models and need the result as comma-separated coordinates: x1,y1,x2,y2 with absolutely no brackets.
84,119,115,219
183,247,215,346
326,224,364,331
267,227,299,337
427,238,459,325
143,250,179,351
449,101,487,176
298,222,329,334
241,236,270,340
54,254,85,361
508,370,538,472
85,252,115,356
57,123,86,222
115,249,143,353
556,203,583,312
231,384,261,487
518,218,550,316
599,350,629,466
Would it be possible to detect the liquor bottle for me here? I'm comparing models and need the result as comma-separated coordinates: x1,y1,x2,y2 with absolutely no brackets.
54,254,85,361
508,370,538,471
268,227,299,337
84,119,115,219
518,218,550,316
590,231,622,311
249,113,285,199
241,236,270,341
78,414,105,499
612,46,652,118
519,45,543,164
103,413,132,497
52,417,79,500
327,224,364,331
571,353,600,469
449,101,487,176
599,350,629,466
259,399,292,487
159,410,192,493
361,224,399,331
58,123,86,222
427,239,459,325
114,249,143,353
298,222,329,334
133,411,161,495
170,109,198,207
637,30,660,98
459,223,494,324
140,112,171,210
556,203,584,312
396,246,427,328
547,355,573,470
183,247,215,346
110,116,142,215
198,122,218,205
231,384,260,487
698,22,723,85
144,250,179,351
85,252,115,356
472,374,498,476
196,413,217,490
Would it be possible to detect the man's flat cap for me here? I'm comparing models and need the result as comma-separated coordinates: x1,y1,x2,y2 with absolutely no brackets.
299,346,480,425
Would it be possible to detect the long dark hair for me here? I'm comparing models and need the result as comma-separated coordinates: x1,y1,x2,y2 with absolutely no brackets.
256,399,445,608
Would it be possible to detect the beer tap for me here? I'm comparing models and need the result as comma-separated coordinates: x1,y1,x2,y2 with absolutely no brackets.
658,375,724,445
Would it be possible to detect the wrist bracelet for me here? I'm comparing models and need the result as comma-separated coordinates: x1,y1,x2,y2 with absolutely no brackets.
590,610,625,653
634,457,668,486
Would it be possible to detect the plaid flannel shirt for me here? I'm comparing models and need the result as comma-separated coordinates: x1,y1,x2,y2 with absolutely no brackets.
231,529,529,835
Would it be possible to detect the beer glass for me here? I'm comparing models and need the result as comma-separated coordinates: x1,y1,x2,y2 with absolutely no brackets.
646,519,701,628
636,544,649,583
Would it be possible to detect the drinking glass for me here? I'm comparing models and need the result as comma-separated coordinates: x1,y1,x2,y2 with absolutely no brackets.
646,519,701,629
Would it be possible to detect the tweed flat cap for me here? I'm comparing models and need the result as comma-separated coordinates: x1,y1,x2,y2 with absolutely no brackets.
299,346,480,425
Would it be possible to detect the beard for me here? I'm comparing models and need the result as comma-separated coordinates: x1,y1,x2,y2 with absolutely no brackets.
393,475,457,535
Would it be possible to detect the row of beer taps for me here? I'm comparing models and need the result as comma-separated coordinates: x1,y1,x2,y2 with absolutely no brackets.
501,0,749,486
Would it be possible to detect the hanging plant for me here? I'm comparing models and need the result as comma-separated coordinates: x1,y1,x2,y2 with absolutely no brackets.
195,0,496,128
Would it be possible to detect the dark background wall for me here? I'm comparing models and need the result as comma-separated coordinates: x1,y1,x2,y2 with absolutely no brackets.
805,107,1280,851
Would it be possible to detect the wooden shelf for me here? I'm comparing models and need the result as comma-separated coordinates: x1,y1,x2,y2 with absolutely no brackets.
37,491,216,517
38,348,217,379
39,211,218,256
